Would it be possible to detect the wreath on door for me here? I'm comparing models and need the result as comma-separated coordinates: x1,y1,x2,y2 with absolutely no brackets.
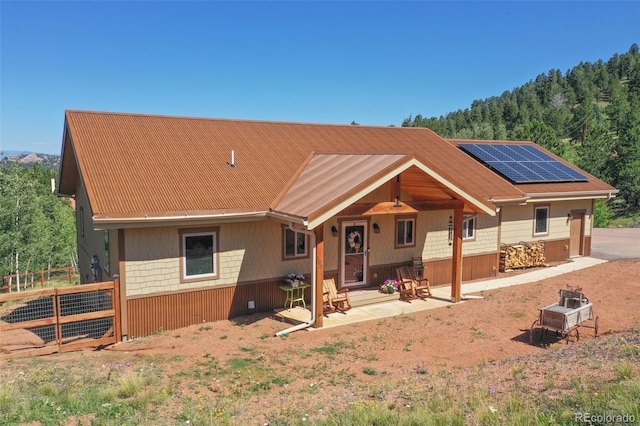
348,230,362,252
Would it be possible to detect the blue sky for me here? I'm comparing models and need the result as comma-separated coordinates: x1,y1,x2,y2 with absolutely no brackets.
1,1,638,155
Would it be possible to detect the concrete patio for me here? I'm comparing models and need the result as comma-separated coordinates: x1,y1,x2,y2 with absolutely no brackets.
274,256,608,330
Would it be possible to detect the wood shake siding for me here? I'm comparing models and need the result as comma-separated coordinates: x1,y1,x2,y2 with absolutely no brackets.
462,214,500,256
500,200,592,245
422,211,453,259
124,220,318,297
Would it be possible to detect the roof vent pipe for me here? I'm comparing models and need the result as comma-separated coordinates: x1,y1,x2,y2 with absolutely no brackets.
230,150,236,168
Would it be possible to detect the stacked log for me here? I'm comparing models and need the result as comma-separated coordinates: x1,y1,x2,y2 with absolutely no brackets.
499,240,546,271
527,240,546,266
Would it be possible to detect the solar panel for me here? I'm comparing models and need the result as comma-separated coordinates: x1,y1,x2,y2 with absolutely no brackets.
459,143,589,184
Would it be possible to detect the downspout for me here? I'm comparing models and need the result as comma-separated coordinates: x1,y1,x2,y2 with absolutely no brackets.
275,223,317,336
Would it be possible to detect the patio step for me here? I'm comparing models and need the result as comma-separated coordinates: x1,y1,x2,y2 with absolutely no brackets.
348,287,400,307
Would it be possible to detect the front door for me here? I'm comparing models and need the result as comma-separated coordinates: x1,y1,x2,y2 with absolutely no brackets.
341,221,367,287
569,211,584,257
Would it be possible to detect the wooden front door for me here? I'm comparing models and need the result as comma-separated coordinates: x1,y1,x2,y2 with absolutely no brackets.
569,211,584,257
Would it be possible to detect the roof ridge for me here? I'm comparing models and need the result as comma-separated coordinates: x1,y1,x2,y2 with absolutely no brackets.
312,151,413,155
65,109,429,130
450,139,536,145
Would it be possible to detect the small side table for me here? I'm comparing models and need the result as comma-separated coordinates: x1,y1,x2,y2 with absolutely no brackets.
280,283,310,309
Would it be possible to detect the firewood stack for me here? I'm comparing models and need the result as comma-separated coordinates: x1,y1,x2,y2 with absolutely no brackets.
499,240,546,271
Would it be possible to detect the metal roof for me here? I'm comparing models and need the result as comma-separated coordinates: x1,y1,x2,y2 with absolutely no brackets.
58,111,616,227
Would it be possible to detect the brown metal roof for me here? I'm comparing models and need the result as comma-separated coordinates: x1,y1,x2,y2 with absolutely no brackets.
269,152,498,228
58,111,615,225
272,153,409,219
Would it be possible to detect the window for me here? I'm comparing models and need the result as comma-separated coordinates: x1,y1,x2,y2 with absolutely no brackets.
463,216,476,240
395,216,416,248
104,230,110,274
534,205,550,236
179,228,219,282
284,228,308,259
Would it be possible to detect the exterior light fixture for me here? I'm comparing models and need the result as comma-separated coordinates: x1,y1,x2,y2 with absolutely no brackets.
373,223,381,233
567,213,573,220
448,216,453,246
331,226,339,237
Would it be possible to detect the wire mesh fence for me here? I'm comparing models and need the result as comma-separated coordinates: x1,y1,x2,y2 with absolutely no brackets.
0,280,120,358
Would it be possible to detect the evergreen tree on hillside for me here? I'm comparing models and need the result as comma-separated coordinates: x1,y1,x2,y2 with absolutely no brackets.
403,44,640,214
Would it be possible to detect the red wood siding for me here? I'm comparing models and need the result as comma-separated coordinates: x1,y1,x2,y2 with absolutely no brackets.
544,239,571,263
126,279,298,338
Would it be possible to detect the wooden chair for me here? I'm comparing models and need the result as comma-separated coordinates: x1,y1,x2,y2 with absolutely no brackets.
396,265,432,301
412,257,425,279
323,278,351,313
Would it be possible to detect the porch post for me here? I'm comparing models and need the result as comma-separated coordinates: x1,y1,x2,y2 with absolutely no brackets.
117,229,128,338
314,224,325,328
450,206,463,302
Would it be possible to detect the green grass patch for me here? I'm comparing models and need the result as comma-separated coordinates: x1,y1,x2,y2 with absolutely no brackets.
312,341,355,355
363,367,378,376
1,328,638,425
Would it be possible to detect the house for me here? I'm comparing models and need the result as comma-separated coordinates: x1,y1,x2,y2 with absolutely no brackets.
57,110,617,339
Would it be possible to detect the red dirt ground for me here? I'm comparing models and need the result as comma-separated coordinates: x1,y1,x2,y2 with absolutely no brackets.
1,259,639,424
107,259,639,368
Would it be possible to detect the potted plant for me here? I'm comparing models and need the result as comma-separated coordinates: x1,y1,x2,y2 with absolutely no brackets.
380,279,399,294
284,273,305,287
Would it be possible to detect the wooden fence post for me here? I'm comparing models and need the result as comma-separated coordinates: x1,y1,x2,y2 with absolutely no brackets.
54,288,62,349
113,277,122,342
68,266,73,285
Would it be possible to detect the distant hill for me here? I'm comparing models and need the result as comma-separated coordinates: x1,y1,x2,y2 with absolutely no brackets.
1,151,60,168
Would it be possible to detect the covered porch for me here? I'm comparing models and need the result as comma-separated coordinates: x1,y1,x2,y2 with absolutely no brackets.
274,256,606,330
269,152,496,329
276,285,454,328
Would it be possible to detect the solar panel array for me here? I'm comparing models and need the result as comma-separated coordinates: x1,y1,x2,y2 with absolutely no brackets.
458,143,589,184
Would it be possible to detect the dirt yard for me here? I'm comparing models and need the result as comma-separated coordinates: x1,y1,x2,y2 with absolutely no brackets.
1,259,639,424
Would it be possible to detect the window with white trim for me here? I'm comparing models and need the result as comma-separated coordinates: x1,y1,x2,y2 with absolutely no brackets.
180,229,218,281
462,216,476,240
534,205,550,236
395,216,416,248
284,228,307,259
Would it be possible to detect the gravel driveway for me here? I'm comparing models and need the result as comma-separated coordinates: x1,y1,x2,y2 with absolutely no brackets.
591,228,640,260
